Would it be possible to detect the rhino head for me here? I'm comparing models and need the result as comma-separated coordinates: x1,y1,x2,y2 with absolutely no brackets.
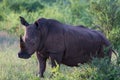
18,16,47,59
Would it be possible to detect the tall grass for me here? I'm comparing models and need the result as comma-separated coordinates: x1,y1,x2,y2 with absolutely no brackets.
0,32,120,80
0,32,38,80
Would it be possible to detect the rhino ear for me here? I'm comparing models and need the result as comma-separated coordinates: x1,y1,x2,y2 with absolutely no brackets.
20,16,29,26
35,21,40,29
34,18,47,29
35,21,39,27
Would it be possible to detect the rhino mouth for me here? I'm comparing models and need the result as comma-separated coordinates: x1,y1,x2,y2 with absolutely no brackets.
18,51,31,59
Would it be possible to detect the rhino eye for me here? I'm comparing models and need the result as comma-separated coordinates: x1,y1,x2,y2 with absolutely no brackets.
26,38,31,42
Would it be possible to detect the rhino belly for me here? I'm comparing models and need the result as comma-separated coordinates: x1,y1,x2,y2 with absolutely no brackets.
61,55,91,67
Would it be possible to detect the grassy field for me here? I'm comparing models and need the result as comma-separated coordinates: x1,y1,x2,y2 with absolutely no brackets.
0,31,120,80
0,0,120,80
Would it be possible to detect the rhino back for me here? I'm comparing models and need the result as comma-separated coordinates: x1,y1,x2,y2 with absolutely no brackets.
44,20,66,53
62,27,106,66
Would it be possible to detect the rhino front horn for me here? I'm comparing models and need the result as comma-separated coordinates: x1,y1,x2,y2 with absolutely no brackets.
20,35,24,42
20,16,29,26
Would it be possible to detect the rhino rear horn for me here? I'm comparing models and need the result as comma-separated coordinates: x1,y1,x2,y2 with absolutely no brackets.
20,35,25,49
20,16,29,26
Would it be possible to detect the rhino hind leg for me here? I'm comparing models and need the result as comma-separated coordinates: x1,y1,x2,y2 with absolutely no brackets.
97,45,112,63
49,53,63,68
97,46,105,58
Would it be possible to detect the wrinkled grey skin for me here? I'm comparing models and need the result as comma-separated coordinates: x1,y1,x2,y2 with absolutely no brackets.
18,16,112,78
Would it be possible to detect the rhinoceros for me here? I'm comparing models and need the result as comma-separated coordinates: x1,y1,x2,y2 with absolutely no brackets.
18,16,113,77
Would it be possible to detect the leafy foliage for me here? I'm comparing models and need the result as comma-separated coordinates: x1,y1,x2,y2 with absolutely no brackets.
89,0,120,47
0,0,120,79
89,57,120,80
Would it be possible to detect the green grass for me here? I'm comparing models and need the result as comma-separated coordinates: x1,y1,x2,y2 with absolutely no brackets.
0,31,120,80
0,32,38,80
0,0,120,79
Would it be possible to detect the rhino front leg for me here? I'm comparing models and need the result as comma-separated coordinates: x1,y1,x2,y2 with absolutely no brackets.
36,53,47,78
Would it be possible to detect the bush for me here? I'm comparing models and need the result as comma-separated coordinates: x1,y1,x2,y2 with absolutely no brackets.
89,0,120,35
45,56,120,80
89,57,120,80
9,1,44,12
109,28,120,48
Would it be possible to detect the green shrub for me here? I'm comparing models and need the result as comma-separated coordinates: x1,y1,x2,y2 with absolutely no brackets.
9,1,44,12
89,57,120,80
109,28,120,48
89,0,120,35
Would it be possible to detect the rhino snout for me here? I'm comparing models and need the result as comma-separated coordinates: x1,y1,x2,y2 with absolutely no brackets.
18,51,31,59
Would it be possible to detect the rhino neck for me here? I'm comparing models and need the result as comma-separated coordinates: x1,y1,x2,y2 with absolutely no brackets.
37,25,48,52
